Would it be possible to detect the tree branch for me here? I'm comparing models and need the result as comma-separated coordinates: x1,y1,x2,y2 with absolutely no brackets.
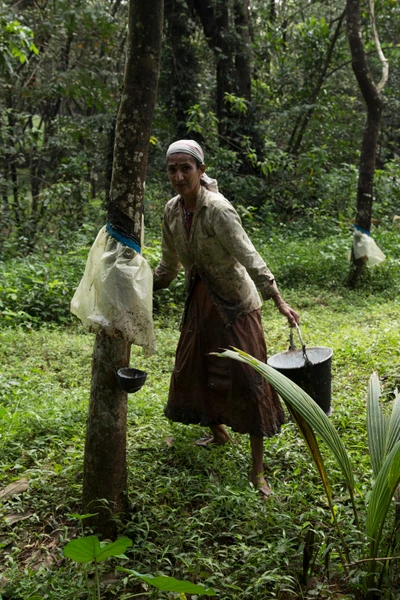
369,0,389,94
346,0,381,108
326,45,398,81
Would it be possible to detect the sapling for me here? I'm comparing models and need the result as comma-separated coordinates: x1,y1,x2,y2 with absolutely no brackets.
63,535,133,600
218,349,400,598
64,529,217,599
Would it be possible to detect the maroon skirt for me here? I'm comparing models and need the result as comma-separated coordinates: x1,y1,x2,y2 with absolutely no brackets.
164,278,285,437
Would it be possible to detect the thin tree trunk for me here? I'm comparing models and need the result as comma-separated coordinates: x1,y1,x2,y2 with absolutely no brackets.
82,0,163,539
346,0,385,286
288,10,345,155
6,98,21,227
1,163,10,228
233,0,264,165
214,2,236,138
10,161,20,227
234,0,252,101
166,0,202,140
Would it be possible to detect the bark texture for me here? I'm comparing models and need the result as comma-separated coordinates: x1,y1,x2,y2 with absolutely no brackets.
109,0,164,237
82,0,163,538
82,333,130,533
346,0,384,283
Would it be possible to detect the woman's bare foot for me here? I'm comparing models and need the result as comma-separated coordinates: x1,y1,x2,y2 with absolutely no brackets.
249,436,272,500
195,424,233,447
250,468,272,500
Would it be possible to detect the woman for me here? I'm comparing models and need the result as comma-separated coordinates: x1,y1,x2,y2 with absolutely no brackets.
153,140,300,498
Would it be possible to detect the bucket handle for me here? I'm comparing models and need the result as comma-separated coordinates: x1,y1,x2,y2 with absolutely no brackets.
289,324,312,366
289,323,306,351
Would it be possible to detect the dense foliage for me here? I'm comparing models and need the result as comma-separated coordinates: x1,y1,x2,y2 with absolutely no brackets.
1,0,400,256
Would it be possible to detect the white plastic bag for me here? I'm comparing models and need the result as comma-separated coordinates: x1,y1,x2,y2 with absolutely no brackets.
352,229,386,267
71,226,156,356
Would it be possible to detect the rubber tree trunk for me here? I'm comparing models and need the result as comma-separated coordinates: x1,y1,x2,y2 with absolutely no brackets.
346,0,383,287
82,0,164,539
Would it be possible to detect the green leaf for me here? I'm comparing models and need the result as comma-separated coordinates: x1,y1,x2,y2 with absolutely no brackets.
366,440,400,562
288,405,333,508
63,536,132,563
367,372,389,477
95,537,132,562
64,536,101,563
68,512,98,520
117,568,217,595
386,389,400,457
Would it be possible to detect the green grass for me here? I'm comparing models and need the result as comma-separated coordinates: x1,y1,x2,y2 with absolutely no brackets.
0,222,399,599
0,287,399,599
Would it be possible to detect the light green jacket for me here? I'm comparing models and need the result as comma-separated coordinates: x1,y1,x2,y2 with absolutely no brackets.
153,186,279,325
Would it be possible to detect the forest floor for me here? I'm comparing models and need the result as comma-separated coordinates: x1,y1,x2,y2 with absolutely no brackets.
0,224,400,599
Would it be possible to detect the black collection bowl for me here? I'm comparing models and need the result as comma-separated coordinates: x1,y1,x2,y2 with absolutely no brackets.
116,367,147,393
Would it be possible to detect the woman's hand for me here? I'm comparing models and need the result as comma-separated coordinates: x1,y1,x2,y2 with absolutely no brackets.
272,294,300,328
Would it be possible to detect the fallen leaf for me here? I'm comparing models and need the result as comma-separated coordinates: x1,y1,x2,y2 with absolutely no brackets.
4,510,34,525
0,478,29,501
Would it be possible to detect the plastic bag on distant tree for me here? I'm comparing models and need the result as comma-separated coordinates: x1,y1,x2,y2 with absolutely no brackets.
351,228,386,267
71,226,156,356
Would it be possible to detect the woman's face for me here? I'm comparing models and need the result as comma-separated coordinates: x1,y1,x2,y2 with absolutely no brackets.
167,153,205,200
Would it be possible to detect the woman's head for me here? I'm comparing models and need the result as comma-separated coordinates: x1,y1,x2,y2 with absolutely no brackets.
166,140,219,197
166,140,205,166
166,140,205,201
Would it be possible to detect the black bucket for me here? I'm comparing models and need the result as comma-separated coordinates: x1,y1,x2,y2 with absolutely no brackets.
267,327,333,416
115,367,147,394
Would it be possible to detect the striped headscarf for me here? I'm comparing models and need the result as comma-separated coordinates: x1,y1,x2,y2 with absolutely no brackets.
166,140,219,193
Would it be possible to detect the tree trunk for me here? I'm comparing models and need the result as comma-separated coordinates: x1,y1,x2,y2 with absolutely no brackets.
189,0,260,168
6,99,21,228
233,0,252,102
1,163,10,232
215,2,236,139
189,0,236,138
346,0,384,286
232,0,264,165
10,160,20,227
165,0,201,140
82,0,163,538
104,118,116,209
82,333,130,533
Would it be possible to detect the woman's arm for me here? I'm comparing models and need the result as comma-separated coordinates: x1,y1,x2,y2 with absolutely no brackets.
153,213,182,291
212,200,300,326
271,292,300,327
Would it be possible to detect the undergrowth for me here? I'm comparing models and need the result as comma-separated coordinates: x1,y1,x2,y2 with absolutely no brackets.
1,217,399,327
0,291,399,598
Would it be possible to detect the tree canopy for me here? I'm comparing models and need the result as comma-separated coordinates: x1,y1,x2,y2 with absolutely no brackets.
1,0,399,250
